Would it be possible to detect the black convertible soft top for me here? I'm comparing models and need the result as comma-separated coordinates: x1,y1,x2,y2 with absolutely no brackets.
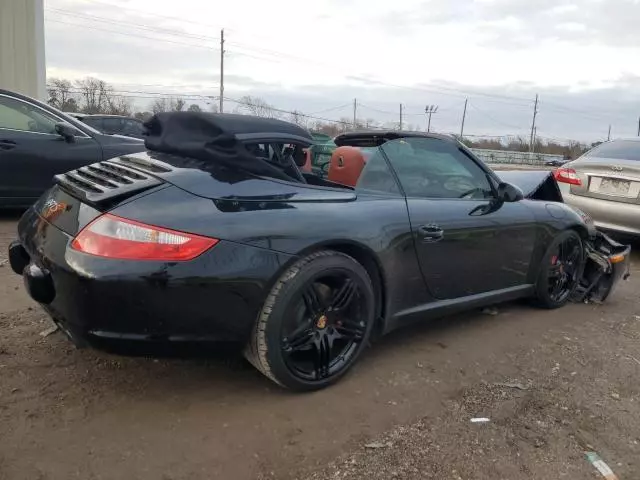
143,111,313,182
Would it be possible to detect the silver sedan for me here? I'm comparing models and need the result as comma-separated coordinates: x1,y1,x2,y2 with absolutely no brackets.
556,138,640,236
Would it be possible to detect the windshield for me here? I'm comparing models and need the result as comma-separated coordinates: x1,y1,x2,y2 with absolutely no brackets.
583,140,640,161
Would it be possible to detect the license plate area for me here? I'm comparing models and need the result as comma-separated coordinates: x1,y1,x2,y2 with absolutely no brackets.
589,176,639,198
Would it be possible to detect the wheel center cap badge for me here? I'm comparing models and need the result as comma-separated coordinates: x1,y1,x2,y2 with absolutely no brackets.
316,315,328,329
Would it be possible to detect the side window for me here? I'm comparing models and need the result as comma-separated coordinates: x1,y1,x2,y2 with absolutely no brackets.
381,138,493,200
0,95,59,134
103,117,125,134
82,117,103,131
125,119,144,135
355,148,401,195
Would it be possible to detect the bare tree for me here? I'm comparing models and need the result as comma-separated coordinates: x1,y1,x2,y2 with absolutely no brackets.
47,78,78,112
134,111,153,121
174,98,186,112
237,95,281,118
150,97,190,114
150,97,170,114
105,95,133,116
74,77,113,114
289,110,308,127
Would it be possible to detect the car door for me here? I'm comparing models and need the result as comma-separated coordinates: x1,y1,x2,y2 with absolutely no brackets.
380,137,538,300
0,93,102,205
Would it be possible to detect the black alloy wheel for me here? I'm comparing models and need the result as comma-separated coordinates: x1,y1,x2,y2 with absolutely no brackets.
282,273,366,381
535,230,585,309
245,251,375,391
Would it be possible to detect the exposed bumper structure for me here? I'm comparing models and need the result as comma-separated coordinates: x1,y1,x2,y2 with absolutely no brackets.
571,231,631,304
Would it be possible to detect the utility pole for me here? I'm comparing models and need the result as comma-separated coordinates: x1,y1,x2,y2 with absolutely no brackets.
425,105,438,132
637,117,639,136
219,29,225,113
460,98,468,138
399,103,403,131
607,124,611,141
529,93,538,152
353,98,357,129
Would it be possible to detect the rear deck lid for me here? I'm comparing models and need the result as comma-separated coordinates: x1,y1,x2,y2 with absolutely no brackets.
55,152,356,206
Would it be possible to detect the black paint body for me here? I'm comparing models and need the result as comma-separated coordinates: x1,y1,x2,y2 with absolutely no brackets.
12,147,590,349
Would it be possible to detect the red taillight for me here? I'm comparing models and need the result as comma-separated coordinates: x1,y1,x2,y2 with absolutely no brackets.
71,214,218,261
553,167,582,186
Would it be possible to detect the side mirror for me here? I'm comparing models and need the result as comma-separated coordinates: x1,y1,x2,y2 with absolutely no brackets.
497,182,524,202
54,122,78,143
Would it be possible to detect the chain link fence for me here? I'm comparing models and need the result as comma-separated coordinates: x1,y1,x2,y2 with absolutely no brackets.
470,148,564,166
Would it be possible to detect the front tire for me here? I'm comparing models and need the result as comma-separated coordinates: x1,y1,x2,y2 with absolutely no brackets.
535,230,585,309
244,250,375,391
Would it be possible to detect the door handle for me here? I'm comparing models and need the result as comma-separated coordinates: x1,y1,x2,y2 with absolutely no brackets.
418,224,444,243
0,140,17,150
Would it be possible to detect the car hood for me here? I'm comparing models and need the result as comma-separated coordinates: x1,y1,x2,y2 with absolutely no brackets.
498,170,563,202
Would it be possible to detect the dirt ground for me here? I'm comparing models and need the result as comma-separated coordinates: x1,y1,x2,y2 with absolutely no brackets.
1,212,639,480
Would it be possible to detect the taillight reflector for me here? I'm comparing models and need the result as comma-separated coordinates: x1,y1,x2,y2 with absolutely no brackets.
71,214,218,261
553,168,582,186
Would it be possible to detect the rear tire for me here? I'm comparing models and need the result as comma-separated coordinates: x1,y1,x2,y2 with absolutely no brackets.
244,250,375,391
535,230,585,309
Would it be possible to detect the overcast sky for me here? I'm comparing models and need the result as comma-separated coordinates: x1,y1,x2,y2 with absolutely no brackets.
45,0,640,143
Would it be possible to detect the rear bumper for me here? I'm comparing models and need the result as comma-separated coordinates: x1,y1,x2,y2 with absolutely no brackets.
560,189,640,236
10,207,293,347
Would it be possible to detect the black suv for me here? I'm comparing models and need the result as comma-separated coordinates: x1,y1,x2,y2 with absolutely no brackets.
68,113,146,139
0,89,146,208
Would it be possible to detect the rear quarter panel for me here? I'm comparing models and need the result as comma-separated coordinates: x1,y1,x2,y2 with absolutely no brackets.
110,186,429,320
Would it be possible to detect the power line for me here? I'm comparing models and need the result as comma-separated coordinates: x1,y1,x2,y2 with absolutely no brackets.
71,0,272,45
49,84,357,125
468,102,528,131
47,8,220,44
44,9,539,107
46,19,221,51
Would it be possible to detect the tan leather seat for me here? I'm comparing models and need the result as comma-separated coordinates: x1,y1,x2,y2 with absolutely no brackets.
327,146,366,187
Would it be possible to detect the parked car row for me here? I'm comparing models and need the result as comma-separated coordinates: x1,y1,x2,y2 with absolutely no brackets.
0,89,146,208
66,113,146,139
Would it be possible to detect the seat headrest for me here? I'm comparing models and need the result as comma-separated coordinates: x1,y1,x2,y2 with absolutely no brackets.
327,146,366,187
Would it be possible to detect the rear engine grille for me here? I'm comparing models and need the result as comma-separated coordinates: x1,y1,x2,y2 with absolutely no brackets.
55,160,164,205
115,155,173,173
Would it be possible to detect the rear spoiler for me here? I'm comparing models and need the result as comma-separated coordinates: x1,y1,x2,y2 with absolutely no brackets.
497,170,563,202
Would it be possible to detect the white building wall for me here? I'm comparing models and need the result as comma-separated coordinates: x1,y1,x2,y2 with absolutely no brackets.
0,0,46,100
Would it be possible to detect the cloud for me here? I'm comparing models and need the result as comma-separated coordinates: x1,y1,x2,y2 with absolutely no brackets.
43,0,640,142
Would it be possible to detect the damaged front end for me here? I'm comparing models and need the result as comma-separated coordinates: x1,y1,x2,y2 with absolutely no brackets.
571,231,631,303
498,169,632,303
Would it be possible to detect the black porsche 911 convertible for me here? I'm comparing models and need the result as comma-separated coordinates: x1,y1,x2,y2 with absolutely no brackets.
8,112,631,390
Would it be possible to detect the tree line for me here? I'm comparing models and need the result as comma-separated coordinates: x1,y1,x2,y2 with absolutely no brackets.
47,77,209,121
47,76,595,157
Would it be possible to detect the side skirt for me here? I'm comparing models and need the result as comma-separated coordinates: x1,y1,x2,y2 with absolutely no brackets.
384,284,535,334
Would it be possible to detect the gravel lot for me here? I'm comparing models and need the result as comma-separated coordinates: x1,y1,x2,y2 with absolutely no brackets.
1,212,639,480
